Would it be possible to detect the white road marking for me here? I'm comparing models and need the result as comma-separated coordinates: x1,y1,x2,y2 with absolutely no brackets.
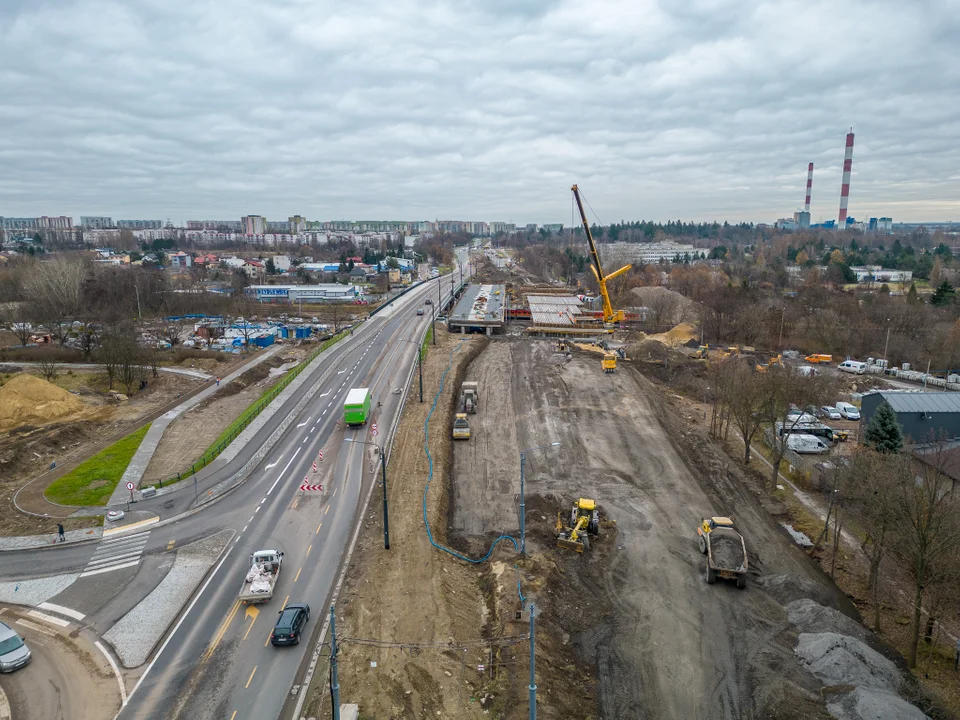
266,457,282,470
319,391,330,398
28,610,70,628
96,640,128,706
242,524,248,532
126,543,235,704
79,560,141,577
267,448,301,495
37,602,85,621
79,531,150,577
338,369,346,374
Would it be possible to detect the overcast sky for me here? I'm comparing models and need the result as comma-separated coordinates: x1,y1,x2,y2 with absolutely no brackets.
2,0,959,225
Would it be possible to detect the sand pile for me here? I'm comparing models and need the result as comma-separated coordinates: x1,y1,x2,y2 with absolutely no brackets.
0,374,86,431
647,322,698,347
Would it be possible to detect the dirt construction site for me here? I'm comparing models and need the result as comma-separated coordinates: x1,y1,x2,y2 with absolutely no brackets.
311,330,940,720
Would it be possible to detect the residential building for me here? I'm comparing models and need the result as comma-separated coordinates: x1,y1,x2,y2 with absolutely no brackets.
169,251,194,268
187,220,243,232
1,216,73,231
271,255,291,271
850,265,913,284
600,241,700,265
242,215,266,235
80,216,115,229
288,215,306,234
542,223,564,234
117,220,162,229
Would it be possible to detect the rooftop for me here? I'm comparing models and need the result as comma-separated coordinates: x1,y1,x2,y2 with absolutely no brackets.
865,391,960,414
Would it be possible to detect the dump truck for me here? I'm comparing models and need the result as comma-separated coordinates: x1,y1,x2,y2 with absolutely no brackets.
461,381,479,413
697,517,748,588
556,498,600,552
239,549,284,603
602,354,617,373
343,387,371,427
452,413,470,440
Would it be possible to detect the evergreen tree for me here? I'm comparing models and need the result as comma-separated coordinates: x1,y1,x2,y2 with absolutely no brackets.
906,283,920,304
930,280,955,307
864,401,903,453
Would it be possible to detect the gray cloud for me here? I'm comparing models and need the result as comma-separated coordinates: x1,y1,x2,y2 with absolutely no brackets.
2,0,959,223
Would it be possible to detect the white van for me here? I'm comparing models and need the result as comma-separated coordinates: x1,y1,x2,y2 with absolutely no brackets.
835,402,860,420
838,360,867,375
786,434,830,454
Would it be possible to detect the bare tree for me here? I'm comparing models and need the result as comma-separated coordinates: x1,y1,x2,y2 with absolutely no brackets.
892,441,960,667
760,366,834,489
722,360,767,463
2,302,35,347
26,255,87,345
37,358,59,382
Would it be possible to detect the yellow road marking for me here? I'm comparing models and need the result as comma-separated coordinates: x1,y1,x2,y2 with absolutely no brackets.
166,539,176,550
294,567,302,582
281,595,289,610
305,544,312,557
325,505,330,515
332,488,337,498
315,522,322,534
245,665,257,689
204,600,242,661
291,496,299,510
265,630,272,647
242,606,259,641
230,712,237,720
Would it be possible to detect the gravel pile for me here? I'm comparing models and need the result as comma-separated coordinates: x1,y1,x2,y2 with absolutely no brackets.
826,687,929,720
104,530,233,667
787,599,868,641
796,632,901,693
756,573,838,608
710,533,744,568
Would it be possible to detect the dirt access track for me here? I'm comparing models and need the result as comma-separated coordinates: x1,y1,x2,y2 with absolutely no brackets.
321,333,863,719
452,338,844,719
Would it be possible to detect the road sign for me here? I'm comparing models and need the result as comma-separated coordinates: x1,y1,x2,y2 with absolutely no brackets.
318,450,324,461
371,428,379,437
125,481,135,491
372,423,378,431
312,462,318,473
299,484,323,492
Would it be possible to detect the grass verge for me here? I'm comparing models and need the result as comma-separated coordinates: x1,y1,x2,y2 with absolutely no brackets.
45,424,151,506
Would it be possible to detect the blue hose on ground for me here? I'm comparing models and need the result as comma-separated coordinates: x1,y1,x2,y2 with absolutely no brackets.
422,341,520,563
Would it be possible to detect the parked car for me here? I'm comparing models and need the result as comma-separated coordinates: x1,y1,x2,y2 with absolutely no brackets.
786,434,830,454
271,603,310,646
820,406,842,420
0,621,31,672
835,402,860,420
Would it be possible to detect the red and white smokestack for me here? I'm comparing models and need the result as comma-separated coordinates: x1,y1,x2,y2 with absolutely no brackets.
804,162,814,213
837,129,854,228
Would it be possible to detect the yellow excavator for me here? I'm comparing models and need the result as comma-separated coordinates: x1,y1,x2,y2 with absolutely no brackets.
556,498,601,552
571,185,631,326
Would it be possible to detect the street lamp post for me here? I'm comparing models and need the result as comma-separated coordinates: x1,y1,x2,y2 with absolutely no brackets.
434,277,440,345
519,442,560,555
346,438,390,549
883,321,891,363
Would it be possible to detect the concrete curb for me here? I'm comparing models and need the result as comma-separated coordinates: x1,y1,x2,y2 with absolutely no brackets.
0,683,10,720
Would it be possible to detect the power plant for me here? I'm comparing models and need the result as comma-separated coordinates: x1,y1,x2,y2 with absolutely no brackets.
837,129,855,228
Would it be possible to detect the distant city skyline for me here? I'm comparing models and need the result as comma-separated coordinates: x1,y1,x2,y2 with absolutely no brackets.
2,1,959,224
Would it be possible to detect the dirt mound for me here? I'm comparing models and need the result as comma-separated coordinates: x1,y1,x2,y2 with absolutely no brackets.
826,687,930,720
0,374,86,431
756,573,840,609
647,322,698,347
787,599,869,641
796,632,902,693
710,533,745,568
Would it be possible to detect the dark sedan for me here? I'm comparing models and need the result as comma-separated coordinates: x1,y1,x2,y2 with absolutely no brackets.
270,603,310,646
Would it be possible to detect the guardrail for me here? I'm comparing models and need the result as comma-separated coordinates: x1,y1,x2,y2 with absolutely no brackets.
142,326,354,489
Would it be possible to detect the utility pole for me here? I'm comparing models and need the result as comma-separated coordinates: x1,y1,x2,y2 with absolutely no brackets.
330,605,341,720
883,323,891,362
380,444,390,549
519,452,527,555
529,603,537,720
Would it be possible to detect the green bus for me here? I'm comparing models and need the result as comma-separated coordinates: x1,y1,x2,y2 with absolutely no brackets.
344,388,371,426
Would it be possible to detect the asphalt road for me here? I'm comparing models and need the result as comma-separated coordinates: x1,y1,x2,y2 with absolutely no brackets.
0,249,470,720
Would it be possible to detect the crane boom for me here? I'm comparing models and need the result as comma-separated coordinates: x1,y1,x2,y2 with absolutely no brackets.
571,184,631,325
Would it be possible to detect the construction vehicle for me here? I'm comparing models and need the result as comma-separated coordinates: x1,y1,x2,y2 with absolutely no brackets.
571,185,631,326
804,354,833,364
452,413,470,440
692,344,709,359
697,517,748,588
238,549,284,603
556,498,600,552
602,354,617,373
756,354,782,372
460,381,479,414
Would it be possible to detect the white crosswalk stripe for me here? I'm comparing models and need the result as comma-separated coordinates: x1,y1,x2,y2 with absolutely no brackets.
79,530,150,578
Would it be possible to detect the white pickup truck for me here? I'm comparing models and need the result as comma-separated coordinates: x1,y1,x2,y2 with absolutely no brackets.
238,549,284,603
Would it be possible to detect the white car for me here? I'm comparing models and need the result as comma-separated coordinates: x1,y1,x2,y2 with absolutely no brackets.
835,402,860,420
820,406,842,420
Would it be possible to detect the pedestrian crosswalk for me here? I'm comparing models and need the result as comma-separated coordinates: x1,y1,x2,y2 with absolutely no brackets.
79,530,150,578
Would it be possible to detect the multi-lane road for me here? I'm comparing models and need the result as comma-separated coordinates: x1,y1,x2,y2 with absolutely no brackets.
0,248,470,720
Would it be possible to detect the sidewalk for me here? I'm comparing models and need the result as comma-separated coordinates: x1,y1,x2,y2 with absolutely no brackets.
0,527,103,551
105,346,282,506
0,360,213,380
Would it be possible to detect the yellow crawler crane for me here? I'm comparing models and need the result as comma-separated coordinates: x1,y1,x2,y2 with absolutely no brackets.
571,185,632,327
